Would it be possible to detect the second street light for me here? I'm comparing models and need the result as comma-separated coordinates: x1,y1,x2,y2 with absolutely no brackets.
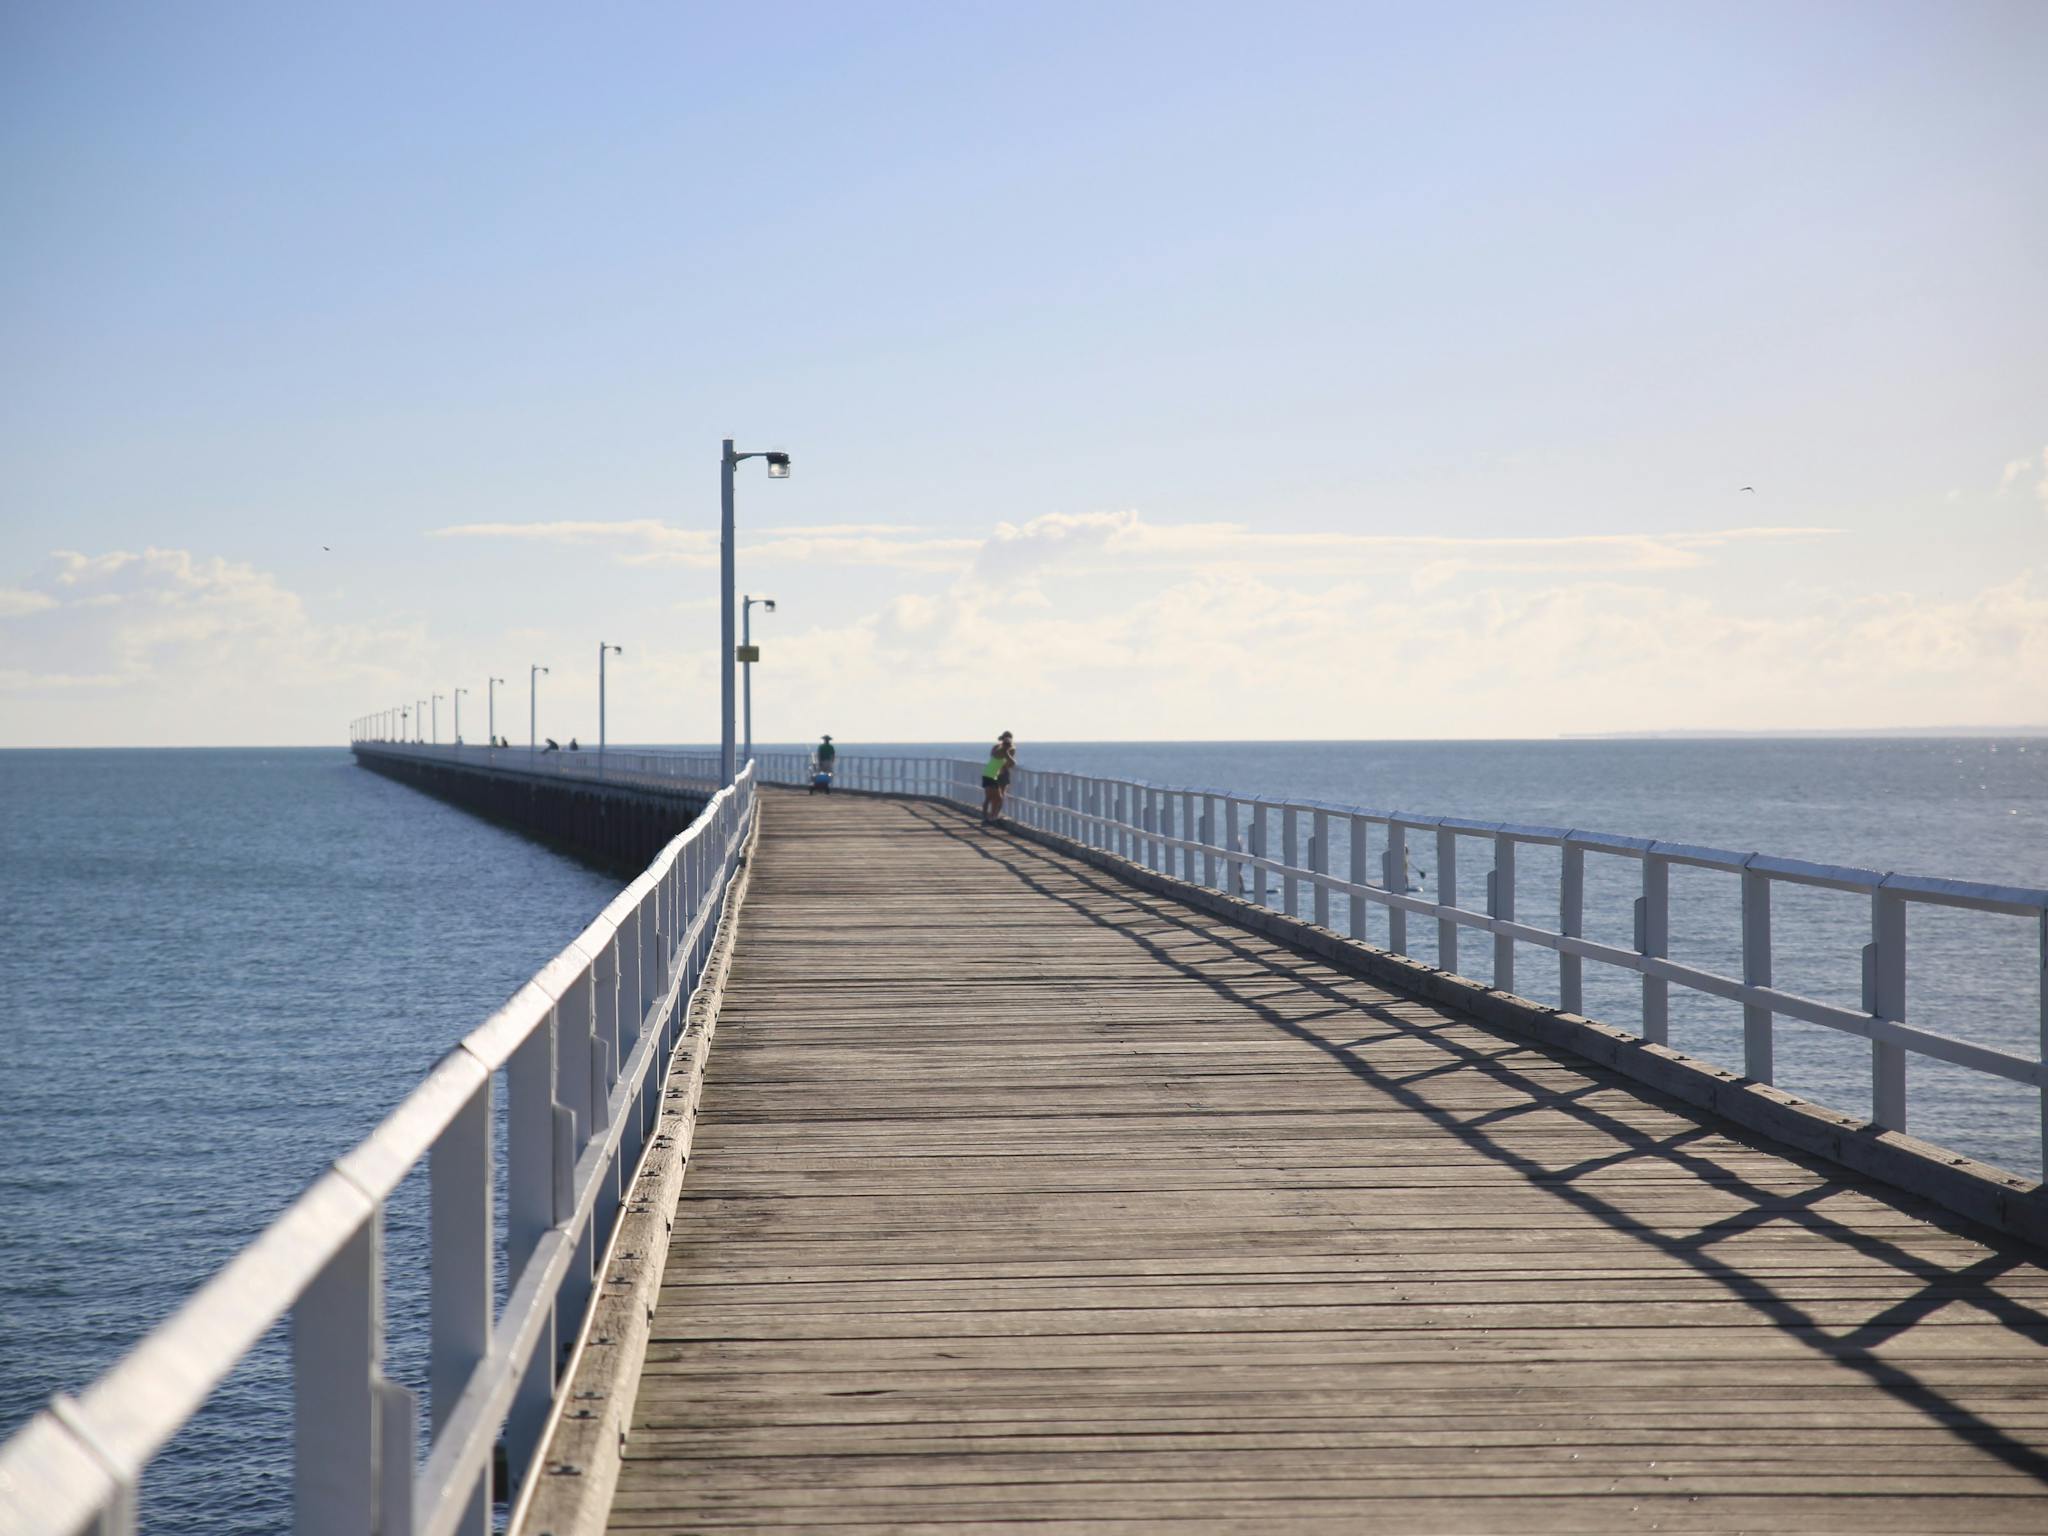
719,439,790,786
453,686,468,746
530,664,549,756
741,594,775,768
488,676,504,749
598,641,622,776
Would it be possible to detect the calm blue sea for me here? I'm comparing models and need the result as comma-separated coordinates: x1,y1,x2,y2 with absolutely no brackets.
1,738,2043,1529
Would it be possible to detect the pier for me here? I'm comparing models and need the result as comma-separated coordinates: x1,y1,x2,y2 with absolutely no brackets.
5,743,2046,1534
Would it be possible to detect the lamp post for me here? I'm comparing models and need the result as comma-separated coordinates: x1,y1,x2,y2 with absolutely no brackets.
488,676,503,749
417,699,426,743
720,438,790,786
598,641,623,776
530,665,549,755
402,706,411,742
742,595,776,767
432,693,444,745
453,686,468,746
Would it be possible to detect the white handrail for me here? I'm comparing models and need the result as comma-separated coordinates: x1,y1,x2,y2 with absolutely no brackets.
0,763,758,1536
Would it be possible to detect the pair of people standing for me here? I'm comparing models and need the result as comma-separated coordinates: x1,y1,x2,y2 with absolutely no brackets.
980,731,1017,823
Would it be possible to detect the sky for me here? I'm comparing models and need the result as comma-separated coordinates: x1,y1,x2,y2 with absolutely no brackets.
2,0,2044,748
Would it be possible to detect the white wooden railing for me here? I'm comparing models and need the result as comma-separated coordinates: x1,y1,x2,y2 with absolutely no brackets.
0,765,757,1536
741,752,2048,1174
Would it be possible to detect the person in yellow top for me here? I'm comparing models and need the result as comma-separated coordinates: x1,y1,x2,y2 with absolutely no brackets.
980,731,1016,824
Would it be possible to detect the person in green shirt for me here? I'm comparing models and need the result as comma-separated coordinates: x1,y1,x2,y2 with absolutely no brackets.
981,731,1015,823
811,734,837,793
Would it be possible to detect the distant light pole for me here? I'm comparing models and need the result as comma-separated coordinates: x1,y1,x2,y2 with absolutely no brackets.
598,641,623,775
488,676,504,748
453,686,468,745
417,699,426,743
720,438,790,786
432,693,444,745
741,595,776,767
402,706,411,742
530,665,549,754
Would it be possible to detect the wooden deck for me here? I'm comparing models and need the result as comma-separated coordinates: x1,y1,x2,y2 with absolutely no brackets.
608,791,2048,1533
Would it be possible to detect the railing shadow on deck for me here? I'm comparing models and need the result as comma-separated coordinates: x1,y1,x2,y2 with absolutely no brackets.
897,798,2048,1486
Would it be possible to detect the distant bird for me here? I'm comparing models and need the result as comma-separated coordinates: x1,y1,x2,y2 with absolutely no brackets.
1739,487,1755,493
322,545,331,550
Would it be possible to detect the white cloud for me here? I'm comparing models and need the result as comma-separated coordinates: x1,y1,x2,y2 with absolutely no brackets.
0,547,426,745
430,518,976,572
1999,457,2031,494
749,563,2048,742
968,508,1842,586
0,588,58,617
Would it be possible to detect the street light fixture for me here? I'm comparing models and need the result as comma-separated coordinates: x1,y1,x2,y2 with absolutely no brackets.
598,641,623,774
453,686,468,746
530,665,549,755
488,676,504,748
417,699,427,743
742,595,775,768
720,438,791,786
432,693,444,745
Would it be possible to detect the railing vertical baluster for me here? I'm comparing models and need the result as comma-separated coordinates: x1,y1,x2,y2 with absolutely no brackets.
1436,827,1458,972
1245,811,1261,909
1386,822,1408,955
1490,833,1515,993
429,1081,492,1534
1347,814,1367,941
1281,807,1299,918
1869,887,1907,1131
1224,799,1242,896
1201,796,1216,888
1312,809,1330,928
1639,854,1669,1044
1559,841,1584,1016
1161,790,1177,878
292,1214,379,1536
1742,864,1774,1083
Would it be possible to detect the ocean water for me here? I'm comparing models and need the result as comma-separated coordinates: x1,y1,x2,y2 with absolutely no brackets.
1,737,2043,1529
0,748,620,1531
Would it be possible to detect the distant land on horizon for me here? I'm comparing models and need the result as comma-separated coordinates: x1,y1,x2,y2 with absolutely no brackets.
1561,726,2048,740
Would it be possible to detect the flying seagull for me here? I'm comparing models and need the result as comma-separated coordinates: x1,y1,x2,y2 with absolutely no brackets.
1739,487,1754,493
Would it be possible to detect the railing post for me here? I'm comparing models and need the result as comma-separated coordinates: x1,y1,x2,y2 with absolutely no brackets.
1201,796,1216,888
1867,888,1907,1131
1386,823,1408,955
1489,833,1515,994
1182,791,1198,883
1158,790,1173,877
1252,808,1269,908
1637,854,1669,1044
1347,815,1367,942
1559,841,1584,1016
292,1214,379,1536
1436,827,1458,972
1224,798,1241,895
429,1081,492,1476
1279,807,1299,917
1311,809,1330,928
1742,864,1774,1083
